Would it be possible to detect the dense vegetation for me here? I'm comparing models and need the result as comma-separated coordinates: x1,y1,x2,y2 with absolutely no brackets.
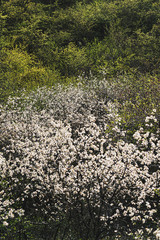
0,0,160,239
0,0,160,100
0,83,160,239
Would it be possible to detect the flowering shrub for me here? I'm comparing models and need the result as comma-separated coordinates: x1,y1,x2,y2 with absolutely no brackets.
0,84,159,239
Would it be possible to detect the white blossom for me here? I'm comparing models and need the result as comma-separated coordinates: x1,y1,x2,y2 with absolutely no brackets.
0,84,159,239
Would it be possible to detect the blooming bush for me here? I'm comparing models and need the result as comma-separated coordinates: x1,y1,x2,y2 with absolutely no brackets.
0,83,159,239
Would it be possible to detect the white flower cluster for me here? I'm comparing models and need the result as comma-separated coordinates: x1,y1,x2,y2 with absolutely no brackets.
0,84,159,239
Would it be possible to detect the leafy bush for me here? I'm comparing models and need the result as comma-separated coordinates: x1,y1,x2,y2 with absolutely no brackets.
0,48,61,102
102,74,160,129
1,0,160,81
56,43,89,76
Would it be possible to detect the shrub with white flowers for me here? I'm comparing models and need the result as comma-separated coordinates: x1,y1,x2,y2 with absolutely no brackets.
0,83,159,239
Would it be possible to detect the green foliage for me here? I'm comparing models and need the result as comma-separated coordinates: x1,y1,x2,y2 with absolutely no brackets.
56,42,89,76
0,48,61,102
0,0,160,96
111,74,160,136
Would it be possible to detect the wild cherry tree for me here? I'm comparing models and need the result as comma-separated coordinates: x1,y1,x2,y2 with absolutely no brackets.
0,84,159,239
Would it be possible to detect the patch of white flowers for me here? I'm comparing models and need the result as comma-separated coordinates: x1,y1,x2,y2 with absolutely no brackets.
0,83,159,239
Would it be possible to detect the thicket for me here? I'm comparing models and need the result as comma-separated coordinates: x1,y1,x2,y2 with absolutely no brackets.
0,81,160,239
0,0,160,100
0,0,160,239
